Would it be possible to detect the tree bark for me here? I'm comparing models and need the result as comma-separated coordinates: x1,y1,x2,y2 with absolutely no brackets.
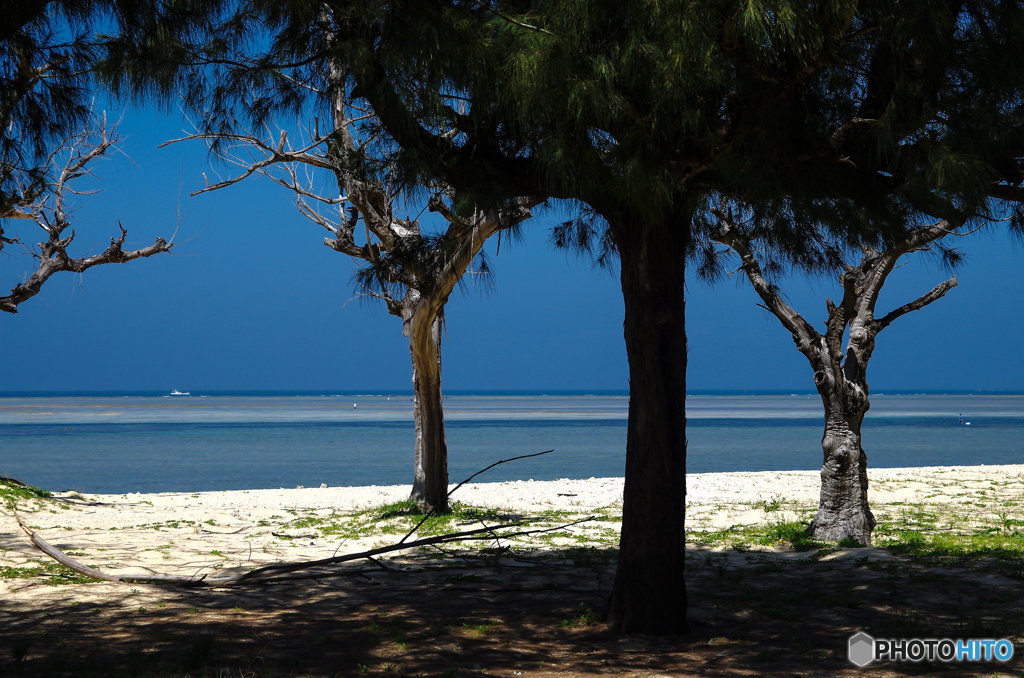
409,308,449,514
605,210,689,635
809,400,875,544
712,218,961,546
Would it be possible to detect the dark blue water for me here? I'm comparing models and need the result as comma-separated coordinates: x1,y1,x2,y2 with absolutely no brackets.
0,394,1021,493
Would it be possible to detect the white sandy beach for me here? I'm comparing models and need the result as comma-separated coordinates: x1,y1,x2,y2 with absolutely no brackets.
3,464,1024,677
3,464,1024,587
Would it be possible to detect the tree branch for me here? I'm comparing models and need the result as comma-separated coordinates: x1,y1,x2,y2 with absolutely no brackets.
1,118,174,314
10,449,598,587
0,224,172,313
710,212,821,359
874,277,958,332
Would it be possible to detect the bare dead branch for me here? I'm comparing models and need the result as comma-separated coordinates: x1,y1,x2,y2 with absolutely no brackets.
0,226,172,313
446,449,555,500
0,209,34,220
1,117,174,314
399,449,555,544
874,277,958,332
16,509,595,586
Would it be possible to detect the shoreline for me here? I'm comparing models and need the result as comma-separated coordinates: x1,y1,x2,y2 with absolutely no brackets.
56,462,1024,510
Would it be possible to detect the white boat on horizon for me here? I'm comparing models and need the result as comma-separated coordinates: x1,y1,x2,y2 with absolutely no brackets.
169,389,191,396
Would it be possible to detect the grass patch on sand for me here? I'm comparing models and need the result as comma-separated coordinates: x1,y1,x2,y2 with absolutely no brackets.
692,514,1024,561
0,478,53,508
279,500,525,541
0,560,102,585
690,520,826,552
874,521,1024,576
686,499,1024,576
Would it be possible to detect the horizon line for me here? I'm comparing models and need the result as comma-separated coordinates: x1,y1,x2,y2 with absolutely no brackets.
2,388,1022,398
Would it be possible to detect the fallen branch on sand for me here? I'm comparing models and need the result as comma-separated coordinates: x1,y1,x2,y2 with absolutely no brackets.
10,450,595,587
13,510,593,586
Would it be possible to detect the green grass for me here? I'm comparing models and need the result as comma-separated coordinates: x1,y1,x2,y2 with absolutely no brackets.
877,527,1024,567
278,500,521,541
0,561,101,584
374,499,421,519
689,511,1024,572
753,495,784,513
12,482,1024,594
690,520,825,552
0,477,52,507
560,605,598,628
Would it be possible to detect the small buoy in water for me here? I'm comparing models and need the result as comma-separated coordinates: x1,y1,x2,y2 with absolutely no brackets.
353,403,357,409
966,421,971,426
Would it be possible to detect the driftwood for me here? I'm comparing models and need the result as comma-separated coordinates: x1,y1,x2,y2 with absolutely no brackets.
11,449,592,587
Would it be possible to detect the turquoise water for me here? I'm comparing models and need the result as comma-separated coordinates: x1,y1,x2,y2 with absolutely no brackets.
0,393,1021,493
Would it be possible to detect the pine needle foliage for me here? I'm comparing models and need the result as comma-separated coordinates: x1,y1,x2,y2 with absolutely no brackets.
89,0,1024,633
1,1,220,217
2,2,104,215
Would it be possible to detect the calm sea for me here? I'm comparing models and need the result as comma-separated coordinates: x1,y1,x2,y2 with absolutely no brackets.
0,392,1021,493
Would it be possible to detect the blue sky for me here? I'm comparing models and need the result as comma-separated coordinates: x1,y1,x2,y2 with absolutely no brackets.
2,105,1023,394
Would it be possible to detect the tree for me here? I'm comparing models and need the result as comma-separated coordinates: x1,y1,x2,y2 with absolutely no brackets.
102,0,1024,635
102,2,690,630
2,0,177,311
1,116,173,313
159,44,538,514
712,210,967,544
328,1,1024,634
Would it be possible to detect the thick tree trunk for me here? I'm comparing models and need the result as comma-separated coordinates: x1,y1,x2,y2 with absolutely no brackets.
713,220,959,548
808,404,875,544
605,213,689,635
409,311,449,514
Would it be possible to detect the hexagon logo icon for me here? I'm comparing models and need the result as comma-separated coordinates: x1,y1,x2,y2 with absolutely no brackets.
848,631,875,667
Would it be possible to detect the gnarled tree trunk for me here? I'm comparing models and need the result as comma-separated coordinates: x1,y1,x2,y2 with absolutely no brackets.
809,399,874,544
409,308,449,514
606,209,689,635
713,216,960,547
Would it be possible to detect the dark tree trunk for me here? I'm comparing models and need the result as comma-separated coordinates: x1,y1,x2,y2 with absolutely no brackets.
409,311,449,514
809,400,875,544
605,211,689,635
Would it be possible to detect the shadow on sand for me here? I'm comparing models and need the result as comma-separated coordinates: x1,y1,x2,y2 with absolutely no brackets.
1,546,1021,677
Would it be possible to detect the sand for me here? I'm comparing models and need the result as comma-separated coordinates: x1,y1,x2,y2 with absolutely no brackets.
4,465,1024,676
4,464,1024,584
